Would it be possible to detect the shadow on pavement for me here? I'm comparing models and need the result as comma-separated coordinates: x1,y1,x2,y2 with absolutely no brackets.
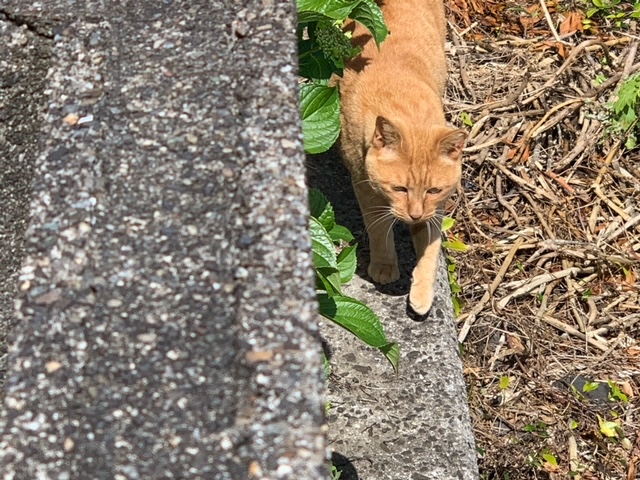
331,451,360,480
306,148,416,297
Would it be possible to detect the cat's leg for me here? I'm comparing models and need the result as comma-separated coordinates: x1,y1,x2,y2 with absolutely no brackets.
353,181,399,284
408,221,441,314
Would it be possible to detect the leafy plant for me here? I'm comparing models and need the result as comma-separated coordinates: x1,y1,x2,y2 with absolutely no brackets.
608,72,640,149
523,421,550,438
330,464,342,480
310,189,399,371
585,0,640,28
441,216,468,316
582,380,600,393
607,381,629,403
597,414,621,438
297,0,389,154
459,111,474,127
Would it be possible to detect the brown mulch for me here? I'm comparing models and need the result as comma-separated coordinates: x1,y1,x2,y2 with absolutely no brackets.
444,1,640,478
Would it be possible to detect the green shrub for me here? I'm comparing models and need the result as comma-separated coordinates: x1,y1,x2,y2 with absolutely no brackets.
297,0,388,154
310,189,399,371
608,73,640,149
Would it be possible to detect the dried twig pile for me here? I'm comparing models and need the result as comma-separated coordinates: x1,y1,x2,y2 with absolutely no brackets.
445,3,640,477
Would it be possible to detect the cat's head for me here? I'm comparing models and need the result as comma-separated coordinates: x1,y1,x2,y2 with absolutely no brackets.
365,116,466,224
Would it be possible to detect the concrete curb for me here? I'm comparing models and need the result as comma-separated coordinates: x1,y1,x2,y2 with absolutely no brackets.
309,151,480,479
0,2,326,478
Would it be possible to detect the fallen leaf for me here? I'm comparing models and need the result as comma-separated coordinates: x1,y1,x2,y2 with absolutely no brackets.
537,41,568,59
624,268,637,285
621,381,635,398
627,346,640,356
480,16,498,27
506,334,526,354
559,11,584,35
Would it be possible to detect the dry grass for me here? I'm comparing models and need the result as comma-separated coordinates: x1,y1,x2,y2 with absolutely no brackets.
445,1,640,478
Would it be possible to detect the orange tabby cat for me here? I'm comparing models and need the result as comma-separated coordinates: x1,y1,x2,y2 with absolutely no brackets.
339,0,466,315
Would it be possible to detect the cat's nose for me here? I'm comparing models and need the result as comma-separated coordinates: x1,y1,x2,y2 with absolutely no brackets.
409,213,422,221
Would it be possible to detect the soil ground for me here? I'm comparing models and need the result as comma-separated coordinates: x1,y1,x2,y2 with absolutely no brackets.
444,1,640,478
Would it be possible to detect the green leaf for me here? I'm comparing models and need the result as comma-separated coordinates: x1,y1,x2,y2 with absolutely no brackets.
300,83,341,154
613,74,640,114
583,381,600,393
460,111,474,127
625,134,638,150
499,375,510,390
348,0,388,46
316,268,343,295
452,295,463,317
310,216,338,270
379,342,399,373
608,381,629,403
541,452,558,466
299,38,339,80
297,0,358,21
586,7,600,18
317,294,388,347
441,216,456,232
337,244,357,283
597,414,620,438
569,419,579,430
442,238,469,252
323,354,332,378
329,224,355,243
309,189,336,231
297,10,339,23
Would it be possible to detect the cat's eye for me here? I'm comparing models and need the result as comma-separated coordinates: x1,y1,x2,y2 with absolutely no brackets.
392,186,408,193
426,187,443,195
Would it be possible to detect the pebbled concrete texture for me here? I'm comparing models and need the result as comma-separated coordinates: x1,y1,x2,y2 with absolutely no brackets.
309,152,479,480
0,13,50,392
0,1,326,479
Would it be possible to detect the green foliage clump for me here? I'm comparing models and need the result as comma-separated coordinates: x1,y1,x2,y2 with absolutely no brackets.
310,189,399,371
297,0,389,154
608,73,640,149
314,22,355,67
441,217,468,316
585,0,640,27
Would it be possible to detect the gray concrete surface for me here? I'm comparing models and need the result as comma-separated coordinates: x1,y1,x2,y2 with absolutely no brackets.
0,12,50,391
0,2,326,479
309,152,479,480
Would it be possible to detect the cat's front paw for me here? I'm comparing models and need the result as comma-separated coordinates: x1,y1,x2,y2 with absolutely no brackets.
409,280,434,315
368,262,400,284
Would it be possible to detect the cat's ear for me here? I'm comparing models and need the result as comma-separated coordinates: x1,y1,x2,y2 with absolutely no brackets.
372,116,402,150
438,129,467,161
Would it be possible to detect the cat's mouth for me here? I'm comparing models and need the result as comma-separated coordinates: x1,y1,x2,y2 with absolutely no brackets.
395,211,441,226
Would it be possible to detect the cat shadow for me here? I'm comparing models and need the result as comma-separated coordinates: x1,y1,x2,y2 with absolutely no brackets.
306,147,416,297
331,451,360,480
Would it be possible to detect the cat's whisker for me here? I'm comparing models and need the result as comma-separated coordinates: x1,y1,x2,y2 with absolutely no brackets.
366,213,393,235
364,206,393,214
384,218,397,252
365,213,395,235
352,179,374,188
